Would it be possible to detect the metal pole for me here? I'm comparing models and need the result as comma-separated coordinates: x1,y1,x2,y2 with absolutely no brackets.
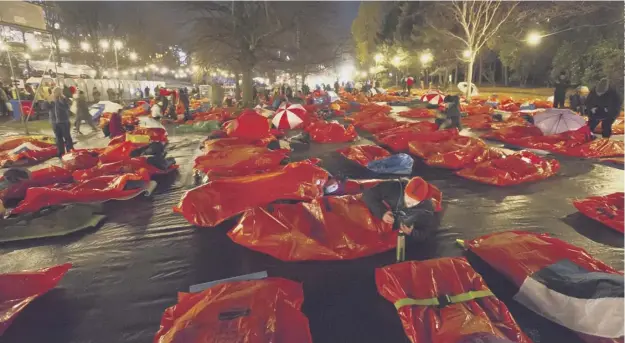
114,47,119,71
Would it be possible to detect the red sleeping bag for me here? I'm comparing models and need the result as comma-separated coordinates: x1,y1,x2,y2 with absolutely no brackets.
203,136,275,152
61,149,102,171
154,278,312,343
397,108,435,119
456,151,559,186
408,136,503,170
109,127,168,145
464,231,624,343
224,110,271,140
462,114,493,130
305,121,358,143
229,194,397,261
194,146,289,179
0,140,58,168
174,161,330,227
573,192,624,233
376,258,531,343
482,125,544,142
0,166,72,204
72,157,176,181
0,263,71,336
357,117,403,134
376,125,457,152
10,172,152,215
337,145,391,167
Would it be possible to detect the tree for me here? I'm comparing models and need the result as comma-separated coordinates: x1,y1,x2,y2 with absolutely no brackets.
185,2,292,107
430,1,517,99
351,2,386,67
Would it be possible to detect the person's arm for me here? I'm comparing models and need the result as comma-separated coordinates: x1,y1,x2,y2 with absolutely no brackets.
361,182,394,219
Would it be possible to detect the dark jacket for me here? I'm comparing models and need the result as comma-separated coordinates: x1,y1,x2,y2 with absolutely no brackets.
569,94,587,115
361,179,436,240
48,98,71,124
586,87,622,119
553,77,570,98
179,91,190,108
76,95,90,118
144,87,150,97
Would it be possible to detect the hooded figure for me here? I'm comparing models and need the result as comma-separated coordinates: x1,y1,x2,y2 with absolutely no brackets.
553,71,570,108
437,95,462,130
361,178,437,242
586,78,622,138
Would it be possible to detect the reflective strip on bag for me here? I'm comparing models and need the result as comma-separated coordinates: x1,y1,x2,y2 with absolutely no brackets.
394,289,494,310
127,134,150,144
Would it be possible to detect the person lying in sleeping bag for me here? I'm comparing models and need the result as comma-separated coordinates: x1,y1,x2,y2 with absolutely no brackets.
361,178,436,242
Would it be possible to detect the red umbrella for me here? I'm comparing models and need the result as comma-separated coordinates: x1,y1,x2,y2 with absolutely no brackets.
272,103,308,129
420,92,445,105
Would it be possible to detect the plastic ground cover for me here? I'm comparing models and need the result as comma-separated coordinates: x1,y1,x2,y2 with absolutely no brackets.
0,166,73,204
456,151,560,186
305,121,358,143
408,136,504,170
375,258,531,343
397,108,435,119
9,171,152,215
573,192,624,233
228,194,397,261
465,231,624,343
194,145,290,178
376,124,457,152
154,278,312,343
336,145,391,167
174,161,330,227
462,114,493,130
0,263,72,336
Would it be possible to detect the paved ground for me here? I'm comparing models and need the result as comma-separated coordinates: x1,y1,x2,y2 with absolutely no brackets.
0,110,622,343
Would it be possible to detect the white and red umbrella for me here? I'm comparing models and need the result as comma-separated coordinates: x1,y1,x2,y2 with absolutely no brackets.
272,103,307,129
533,108,586,135
420,92,445,106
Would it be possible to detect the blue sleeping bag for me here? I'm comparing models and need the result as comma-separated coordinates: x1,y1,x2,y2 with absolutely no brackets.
366,153,414,175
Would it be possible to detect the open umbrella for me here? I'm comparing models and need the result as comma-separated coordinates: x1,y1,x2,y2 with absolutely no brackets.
420,92,445,106
533,108,587,135
89,101,123,121
272,103,307,129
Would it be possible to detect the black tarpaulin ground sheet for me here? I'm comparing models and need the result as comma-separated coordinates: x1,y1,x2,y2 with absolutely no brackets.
0,128,622,343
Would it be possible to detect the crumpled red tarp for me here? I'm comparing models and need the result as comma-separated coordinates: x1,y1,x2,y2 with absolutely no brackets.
375,123,457,152
174,161,329,227
376,258,531,343
462,114,493,130
397,108,434,119
573,192,624,233
72,156,176,181
0,263,71,336
203,137,275,152
305,121,357,143
194,146,289,178
224,110,271,140
154,278,312,343
337,145,391,167
10,171,151,215
229,194,397,261
0,166,73,204
484,126,624,158
462,103,494,116
465,231,623,343
358,117,403,134
456,151,559,186
0,137,58,168
408,136,503,170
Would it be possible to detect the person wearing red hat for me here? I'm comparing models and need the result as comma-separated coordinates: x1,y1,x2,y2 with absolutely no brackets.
361,177,438,242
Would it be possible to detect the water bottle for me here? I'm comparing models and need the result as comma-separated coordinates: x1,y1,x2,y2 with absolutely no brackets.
396,231,406,263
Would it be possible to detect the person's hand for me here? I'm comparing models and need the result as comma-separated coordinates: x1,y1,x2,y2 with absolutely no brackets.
399,224,413,235
382,211,394,225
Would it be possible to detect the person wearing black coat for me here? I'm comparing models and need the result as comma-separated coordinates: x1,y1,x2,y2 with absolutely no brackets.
586,78,622,138
361,178,436,242
179,88,191,121
144,86,150,98
569,86,589,115
553,71,570,109
334,80,340,93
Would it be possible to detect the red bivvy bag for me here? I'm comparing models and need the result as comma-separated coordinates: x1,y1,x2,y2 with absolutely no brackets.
154,278,312,343
573,192,624,233
376,258,532,343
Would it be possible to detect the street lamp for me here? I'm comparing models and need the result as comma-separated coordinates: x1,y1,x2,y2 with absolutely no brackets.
374,53,384,63
58,39,70,52
80,41,91,52
129,52,138,61
23,53,31,60
392,56,401,67
462,49,472,59
99,40,109,51
53,22,60,30
420,52,433,88
113,40,123,71
526,31,542,46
